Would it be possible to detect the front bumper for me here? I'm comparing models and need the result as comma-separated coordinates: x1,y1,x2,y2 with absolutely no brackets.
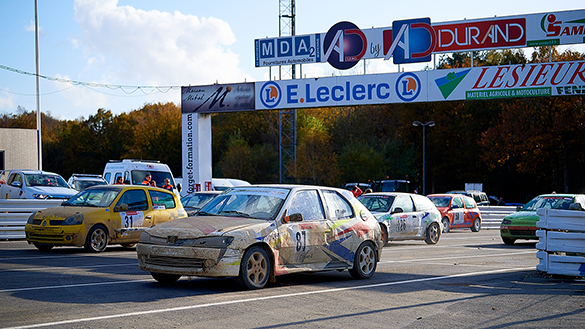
136,243,244,278
25,224,85,246
500,225,538,239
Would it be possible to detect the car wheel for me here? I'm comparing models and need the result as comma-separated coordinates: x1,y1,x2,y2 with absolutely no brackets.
84,225,108,252
151,272,181,284
349,241,377,279
502,237,516,245
236,246,271,290
379,223,388,245
441,217,450,233
425,222,441,245
471,217,481,232
33,243,53,252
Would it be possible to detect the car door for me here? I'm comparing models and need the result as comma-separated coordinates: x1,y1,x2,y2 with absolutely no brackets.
148,189,183,225
114,189,152,241
5,173,23,199
320,189,358,265
277,189,330,267
388,194,418,238
450,196,466,226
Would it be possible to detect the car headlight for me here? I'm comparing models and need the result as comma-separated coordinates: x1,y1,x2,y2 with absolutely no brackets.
61,213,83,225
33,194,49,199
27,212,37,224
501,219,512,225
139,231,152,243
183,236,234,248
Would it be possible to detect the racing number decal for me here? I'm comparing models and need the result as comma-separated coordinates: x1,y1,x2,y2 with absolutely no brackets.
396,218,407,231
295,230,307,252
453,212,463,224
120,211,145,228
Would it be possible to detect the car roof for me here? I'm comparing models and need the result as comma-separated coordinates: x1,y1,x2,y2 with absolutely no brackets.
536,193,583,198
360,192,415,197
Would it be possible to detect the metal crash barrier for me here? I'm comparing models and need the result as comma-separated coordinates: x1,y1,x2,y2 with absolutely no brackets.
478,205,517,229
0,200,63,240
536,208,585,277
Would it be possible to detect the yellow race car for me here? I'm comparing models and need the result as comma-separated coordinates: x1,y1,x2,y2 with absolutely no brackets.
25,185,187,252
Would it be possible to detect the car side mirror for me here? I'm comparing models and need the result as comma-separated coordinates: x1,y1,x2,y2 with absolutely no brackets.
177,183,182,192
392,207,404,214
115,204,129,212
283,213,303,223
11,181,22,188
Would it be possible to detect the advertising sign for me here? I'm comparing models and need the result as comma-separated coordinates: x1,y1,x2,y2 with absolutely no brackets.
181,83,255,114
254,9,585,69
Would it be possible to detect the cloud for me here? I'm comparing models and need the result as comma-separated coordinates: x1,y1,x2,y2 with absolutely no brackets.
25,20,46,36
73,0,250,87
0,90,15,109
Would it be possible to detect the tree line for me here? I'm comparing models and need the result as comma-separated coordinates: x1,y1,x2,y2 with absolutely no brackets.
1,47,584,203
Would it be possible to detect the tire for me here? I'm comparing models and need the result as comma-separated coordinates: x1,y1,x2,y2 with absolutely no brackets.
33,243,53,252
471,217,481,232
502,237,516,245
441,217,450,233
84,225,108,252
349,241,377,279
379,224,389,245
425,222,441,245
151,272,181,284
235,246,271,290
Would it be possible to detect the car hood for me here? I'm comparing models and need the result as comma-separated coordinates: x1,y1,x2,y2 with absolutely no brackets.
27,186,77,198
145,215,271,239
34,206,104,219
503,210,539,224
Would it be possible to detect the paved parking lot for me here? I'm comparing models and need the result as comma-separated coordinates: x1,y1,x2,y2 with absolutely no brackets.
1,229,583,329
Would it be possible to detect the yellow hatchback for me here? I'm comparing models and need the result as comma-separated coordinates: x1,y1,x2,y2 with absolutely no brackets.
25,185,187,252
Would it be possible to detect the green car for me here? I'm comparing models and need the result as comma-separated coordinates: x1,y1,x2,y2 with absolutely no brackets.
500,193,585,245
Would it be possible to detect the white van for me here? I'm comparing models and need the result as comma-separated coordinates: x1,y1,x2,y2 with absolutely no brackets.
102,159,180,196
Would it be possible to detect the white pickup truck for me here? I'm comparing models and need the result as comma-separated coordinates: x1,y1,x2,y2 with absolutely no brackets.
0,169,78,200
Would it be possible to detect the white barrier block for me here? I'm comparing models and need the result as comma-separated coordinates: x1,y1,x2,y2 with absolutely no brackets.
536,250,548,272
541,209,585,232
536,208,548,228
536,229,547,251
547,254,585,277
546,231,585,254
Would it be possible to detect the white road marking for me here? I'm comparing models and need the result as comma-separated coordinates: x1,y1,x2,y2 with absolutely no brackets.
378,250,535,264
2,267,534,329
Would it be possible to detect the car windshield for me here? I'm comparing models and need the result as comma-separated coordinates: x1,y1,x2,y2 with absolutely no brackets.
429,196,451,207
358,195,395,212
522,196,575,211
63,188,120,207
181,193,218,210
197,187,289,220
131,170,174,188
24,174,69,188
73,180,107,191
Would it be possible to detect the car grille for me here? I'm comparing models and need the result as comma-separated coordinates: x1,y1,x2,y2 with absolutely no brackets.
510,229,537,236
142,255,205,268
30,219,64,225
27,232,66,242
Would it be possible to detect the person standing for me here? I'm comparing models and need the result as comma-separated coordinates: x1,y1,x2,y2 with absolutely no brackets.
352,185,363,198
142,174,152,186
162,178,173,191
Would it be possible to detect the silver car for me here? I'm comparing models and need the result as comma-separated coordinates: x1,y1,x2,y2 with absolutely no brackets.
358,192,443,245
137,185,383,290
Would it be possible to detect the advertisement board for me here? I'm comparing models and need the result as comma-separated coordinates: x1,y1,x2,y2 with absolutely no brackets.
181,83,255,114
254,9,585,69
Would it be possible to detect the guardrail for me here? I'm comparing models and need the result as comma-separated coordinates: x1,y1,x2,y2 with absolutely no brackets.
478,205,516,229
536,208,585,277
0,199,63,240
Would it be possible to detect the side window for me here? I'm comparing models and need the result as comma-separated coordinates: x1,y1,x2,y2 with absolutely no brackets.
322,190,354,220
149,190,176,210
393,195,415,212
287,190,325,221
8,173,21,185
412,195,435,211
104,173,111,184
463,197,475,209
116,190,148,211
452,197,464,208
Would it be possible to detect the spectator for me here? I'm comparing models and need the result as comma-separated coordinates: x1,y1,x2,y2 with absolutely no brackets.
498,197,506,206
351,185,363,198
142,174,152,186
363,188,373,194
162,178,173,191
114,176,124,185
150,180,157,188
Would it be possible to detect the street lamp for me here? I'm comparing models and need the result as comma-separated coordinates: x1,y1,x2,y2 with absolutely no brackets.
413,121,435,195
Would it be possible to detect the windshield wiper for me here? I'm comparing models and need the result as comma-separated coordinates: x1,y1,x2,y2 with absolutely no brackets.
196,211,217,216
219,210,251,218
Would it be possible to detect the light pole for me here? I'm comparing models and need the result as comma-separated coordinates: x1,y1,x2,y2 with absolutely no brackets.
413,121,435,195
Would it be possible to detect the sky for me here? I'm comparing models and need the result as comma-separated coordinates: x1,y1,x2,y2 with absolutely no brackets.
0,0,584,120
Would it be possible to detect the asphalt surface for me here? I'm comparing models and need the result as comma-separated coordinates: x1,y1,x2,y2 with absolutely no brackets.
0,229,583,329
